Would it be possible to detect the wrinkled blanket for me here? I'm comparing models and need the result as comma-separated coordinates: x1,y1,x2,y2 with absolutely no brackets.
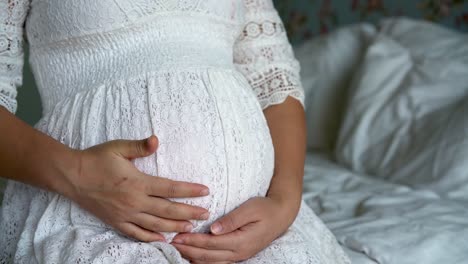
299,18,468,264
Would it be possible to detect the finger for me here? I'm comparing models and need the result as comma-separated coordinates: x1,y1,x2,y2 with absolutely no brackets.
132,212,194,233
145,176,210,198
172,243,235,263
143,197,210,221
113,135,159,159
210,201,257,235
117,222,165,243
172,233,237,250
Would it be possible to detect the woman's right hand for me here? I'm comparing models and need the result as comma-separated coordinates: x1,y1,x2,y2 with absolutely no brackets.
66,135,210,242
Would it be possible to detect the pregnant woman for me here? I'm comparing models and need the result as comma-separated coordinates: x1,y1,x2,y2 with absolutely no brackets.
0,0,350,263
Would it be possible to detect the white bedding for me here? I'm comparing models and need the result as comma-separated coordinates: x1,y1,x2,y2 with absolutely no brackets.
303,153,468,264
298,18,468,263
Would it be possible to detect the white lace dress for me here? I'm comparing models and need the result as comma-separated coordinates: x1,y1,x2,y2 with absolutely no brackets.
0,0,350,263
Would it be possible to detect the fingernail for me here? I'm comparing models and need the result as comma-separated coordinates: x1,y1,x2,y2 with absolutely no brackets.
145,136,152,144
200,212,210,220
200,188,209,196
172,238,184,244
184,224,193,232
211,223,222,234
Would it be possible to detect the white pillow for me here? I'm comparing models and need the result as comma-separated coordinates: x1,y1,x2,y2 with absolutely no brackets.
335,18,468,197
294,23,376,152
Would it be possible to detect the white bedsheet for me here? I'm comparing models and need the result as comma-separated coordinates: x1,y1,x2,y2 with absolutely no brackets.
303,153,468,264
298,17,468,264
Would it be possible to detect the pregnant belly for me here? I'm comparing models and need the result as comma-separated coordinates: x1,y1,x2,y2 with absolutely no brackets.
34,69,274,241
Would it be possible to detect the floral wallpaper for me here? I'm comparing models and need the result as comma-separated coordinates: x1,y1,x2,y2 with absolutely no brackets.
273,0,468,44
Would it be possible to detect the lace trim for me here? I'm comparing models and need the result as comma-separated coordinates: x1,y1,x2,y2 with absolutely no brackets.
234,44,298,66
259,90,304,110
239,20,285,41
0,92,17,113
0,58,23,113
30,11,239,49
234,1,305,109
246,66,304,109
0,0,29,114
26,0,243,46
0,59,22,113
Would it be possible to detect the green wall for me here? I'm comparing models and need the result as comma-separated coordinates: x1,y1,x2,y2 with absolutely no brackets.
16,49,42,126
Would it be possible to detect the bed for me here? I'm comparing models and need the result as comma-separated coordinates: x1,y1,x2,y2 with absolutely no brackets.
297,18,468,263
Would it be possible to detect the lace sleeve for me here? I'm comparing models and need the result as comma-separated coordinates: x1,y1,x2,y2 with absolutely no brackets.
234,0,304,110
0,0,30,114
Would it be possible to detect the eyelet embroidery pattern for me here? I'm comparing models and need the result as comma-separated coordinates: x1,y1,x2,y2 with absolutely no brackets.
0,1,349,263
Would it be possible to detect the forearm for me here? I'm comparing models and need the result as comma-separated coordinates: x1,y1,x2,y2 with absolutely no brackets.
0,106,77,196
263,96,306,221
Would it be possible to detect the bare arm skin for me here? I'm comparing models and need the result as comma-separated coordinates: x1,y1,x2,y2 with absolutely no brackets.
263,96,306,225
0,105,211,242
0,106,77,194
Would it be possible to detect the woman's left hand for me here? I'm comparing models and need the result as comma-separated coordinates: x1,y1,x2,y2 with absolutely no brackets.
170,196,299,263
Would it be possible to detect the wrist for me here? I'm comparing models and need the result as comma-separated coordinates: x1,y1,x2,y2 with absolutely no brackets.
267,191,301,225
45,147,81,199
